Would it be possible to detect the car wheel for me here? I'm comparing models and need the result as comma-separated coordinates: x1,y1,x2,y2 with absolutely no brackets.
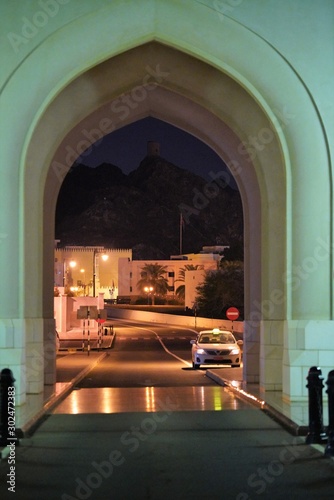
192,362,200,369
231,364,240,368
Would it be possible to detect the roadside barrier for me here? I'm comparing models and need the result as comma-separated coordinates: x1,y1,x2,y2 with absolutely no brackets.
305,366,334,455
325,370,334,457
305,366,327,444
0,368,18,446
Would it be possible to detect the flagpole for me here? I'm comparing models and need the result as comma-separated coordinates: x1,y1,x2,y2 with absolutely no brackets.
180,213,183,254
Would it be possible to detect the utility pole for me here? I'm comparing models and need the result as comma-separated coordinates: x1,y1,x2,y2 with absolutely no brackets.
180,212,183,254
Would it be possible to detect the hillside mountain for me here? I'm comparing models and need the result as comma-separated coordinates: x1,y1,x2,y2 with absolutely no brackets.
55,155,243,260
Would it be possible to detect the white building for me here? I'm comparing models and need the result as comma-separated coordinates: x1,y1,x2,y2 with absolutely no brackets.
185,269,207,309
118,249,221,303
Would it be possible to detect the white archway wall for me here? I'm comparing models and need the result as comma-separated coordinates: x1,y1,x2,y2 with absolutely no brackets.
35,44,285,317
33,43,286,391
8,4,330,322
47,80,263,327
0,1,332,407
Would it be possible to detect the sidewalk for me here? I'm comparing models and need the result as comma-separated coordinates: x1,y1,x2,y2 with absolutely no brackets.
0,350,109,461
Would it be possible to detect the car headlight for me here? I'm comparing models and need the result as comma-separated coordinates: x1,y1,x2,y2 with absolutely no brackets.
230,348,239,355
196,348,205,354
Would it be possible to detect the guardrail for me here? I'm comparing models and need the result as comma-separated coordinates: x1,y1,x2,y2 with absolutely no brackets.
105,305,244,333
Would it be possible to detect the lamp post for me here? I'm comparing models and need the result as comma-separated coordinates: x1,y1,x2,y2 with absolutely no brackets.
144,286,154,305
93,249,109,297
63,259,76,290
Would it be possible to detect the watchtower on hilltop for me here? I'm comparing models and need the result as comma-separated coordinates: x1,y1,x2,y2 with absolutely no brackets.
147,141,160,156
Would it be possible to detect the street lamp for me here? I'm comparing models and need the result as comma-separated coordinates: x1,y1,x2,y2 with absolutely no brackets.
144,286,154,305
63,259,76,289
93,249,109,297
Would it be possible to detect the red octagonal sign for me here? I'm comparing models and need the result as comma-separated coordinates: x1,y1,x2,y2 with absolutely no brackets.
226,307,240,321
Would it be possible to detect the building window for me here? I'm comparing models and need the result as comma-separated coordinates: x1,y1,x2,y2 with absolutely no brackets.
168,271,175,277
130,286,132,292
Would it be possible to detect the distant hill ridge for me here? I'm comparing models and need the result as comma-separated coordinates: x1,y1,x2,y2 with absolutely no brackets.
55,155,243,260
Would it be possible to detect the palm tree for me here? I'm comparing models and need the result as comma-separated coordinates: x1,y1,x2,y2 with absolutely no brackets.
175,264,204,302
137,263,169,304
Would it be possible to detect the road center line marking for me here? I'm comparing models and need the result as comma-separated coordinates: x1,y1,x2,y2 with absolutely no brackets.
134,326,192,367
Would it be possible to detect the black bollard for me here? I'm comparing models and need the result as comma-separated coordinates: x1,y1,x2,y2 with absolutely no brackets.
0,368,18,446
325,370,334,456
305,366,327,444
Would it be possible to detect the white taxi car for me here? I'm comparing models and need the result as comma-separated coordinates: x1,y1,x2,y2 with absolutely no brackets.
190,328,242,369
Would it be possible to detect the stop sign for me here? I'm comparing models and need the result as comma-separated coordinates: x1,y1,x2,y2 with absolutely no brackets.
226,307,239,321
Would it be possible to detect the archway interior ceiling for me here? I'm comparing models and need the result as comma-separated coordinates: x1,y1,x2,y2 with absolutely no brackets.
50,42,283,206
38,41,285,320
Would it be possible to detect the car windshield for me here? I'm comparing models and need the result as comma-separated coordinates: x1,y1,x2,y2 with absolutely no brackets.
198,332,235,344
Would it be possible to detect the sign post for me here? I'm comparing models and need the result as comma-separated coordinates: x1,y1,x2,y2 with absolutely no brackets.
77,306,99,354
226,307,240,333
96,309,107,350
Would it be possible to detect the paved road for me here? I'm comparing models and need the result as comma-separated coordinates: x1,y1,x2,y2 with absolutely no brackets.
55,321,245,414
1,320,334,499
76,322,218,388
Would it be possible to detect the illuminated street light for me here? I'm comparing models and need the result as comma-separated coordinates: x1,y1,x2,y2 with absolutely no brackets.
144,286,154,305
93,249,109,297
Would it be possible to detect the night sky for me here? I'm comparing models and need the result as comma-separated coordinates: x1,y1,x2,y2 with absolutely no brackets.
77,117,235,187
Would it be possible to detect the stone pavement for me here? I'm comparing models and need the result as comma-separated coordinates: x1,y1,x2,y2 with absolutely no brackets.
3,408,334,500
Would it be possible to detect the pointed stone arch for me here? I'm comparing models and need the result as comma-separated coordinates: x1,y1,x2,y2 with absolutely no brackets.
27,41,286,392
1,1,331,414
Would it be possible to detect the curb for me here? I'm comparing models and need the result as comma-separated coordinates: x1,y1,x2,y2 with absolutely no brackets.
22,351,108,436
0,351,107,461
206,369,308,436
206,369,334,460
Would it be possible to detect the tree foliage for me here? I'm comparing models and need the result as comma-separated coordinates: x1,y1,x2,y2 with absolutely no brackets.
195,260,244,318
137,263,169,304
